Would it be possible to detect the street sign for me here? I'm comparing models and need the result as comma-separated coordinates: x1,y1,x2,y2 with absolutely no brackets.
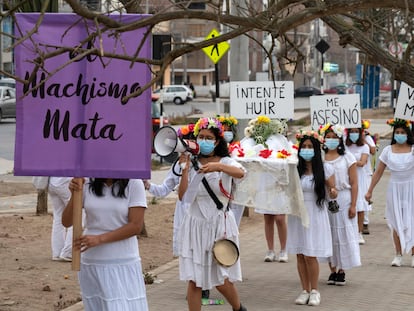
202,28,230,64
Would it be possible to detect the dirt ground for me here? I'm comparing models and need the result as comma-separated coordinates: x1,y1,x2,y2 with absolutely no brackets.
0,107,394,310
0,181,177,311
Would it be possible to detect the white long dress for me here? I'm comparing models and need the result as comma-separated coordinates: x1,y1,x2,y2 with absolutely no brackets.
178,157,245,289
79,179,148,311
148,163,188,256
379,145,414,254
325,152,361,270
287,164,333,258
345,144,371,213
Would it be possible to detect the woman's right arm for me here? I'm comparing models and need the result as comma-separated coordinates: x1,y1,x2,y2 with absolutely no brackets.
365,160,386,203
62,178,83,228
178,154,191,200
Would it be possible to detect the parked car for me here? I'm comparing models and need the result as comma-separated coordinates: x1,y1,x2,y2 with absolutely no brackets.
294,86,322,97
0,86,16,122
0,78,16,89
324,83,354,94
152,85,193,105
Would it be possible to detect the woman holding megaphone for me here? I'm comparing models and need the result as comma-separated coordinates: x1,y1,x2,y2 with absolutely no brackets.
177,117,248,311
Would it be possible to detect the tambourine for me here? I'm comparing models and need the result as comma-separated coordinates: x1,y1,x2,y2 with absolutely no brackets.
212,239,239,267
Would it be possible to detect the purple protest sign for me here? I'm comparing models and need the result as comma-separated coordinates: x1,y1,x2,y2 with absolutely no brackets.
14,13,152,178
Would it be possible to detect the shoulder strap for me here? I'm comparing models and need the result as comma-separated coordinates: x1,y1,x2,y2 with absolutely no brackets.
201,177,224,210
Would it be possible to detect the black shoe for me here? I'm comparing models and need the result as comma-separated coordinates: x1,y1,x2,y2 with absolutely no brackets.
233,304,247,311
201,290,210,299
335,272,346,286
362,224,370,235
327,272,337,285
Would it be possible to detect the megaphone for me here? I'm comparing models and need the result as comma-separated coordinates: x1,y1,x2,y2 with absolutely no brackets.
153,126,199,157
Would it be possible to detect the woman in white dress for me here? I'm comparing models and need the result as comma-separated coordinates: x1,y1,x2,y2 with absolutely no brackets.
320,123,361,286
365,119,414,267
287,131,336,306
177,117,247,311
345,127,371,244
62,178,148,311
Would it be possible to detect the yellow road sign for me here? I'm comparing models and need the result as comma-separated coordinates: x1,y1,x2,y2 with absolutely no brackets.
202,29,230,64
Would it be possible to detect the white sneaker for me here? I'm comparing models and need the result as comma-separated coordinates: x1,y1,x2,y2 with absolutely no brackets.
278,250,288,262
295,290,309,305
391,255,402,267
308,289,321,306
264,250,276,262
358,233,366,245
411,255,414,268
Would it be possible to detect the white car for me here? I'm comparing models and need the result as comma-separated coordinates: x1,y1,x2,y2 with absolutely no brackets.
153,85,193,105
0,86,16,121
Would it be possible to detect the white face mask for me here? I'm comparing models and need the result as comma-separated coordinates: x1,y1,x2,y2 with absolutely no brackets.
223,131,234,143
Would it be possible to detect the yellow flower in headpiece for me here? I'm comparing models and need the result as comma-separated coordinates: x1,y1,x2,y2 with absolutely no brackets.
257,116,271,124
361,120,371,130
387,118,412,128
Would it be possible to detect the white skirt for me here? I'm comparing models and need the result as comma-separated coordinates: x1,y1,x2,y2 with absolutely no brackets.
79,257,148,311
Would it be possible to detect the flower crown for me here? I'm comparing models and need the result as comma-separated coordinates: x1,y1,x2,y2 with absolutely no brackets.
318,123,344,138
177,123,195,138
217,115,238,128
386,118,412,129
194,117,224,137
295,129,324,144
361,119,371,130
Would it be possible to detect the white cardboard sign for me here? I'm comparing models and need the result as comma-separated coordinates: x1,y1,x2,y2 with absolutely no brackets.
229,81,294,119
395,82,414,121
310,94,361,130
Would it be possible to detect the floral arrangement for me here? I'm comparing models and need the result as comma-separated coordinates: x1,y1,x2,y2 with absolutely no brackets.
244,116,288,145
217,115,238,128
177,123,195,138
361,119,371,130
194,117,224,137
229,142,245,157
318,123,344,138
295,129,324,144
276,149,291,159
386,118,412,128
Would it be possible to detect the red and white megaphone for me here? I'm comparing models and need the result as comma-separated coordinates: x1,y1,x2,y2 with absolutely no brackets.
153,126,199,157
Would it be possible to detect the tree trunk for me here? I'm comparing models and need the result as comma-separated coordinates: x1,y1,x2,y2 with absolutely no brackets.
36,189,48,215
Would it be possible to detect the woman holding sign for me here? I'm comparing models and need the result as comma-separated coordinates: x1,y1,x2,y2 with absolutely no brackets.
62,178,148,311
365,119,414,267
319,123,360,286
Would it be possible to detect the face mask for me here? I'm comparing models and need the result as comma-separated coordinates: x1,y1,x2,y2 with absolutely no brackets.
394,134,407,144
197,139,216,155
325,138,340,150
299,148,315,161
349,133,359,143
223,131,234,143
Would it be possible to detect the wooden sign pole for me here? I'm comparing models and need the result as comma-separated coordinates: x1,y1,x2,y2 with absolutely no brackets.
71,178,83,271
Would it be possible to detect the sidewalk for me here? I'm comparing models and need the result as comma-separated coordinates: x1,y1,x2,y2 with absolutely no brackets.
62,169,414,311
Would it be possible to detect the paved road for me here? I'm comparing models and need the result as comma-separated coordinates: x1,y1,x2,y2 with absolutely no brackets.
60,169,414,311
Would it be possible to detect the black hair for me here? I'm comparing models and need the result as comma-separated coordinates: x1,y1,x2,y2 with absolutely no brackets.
391,125,414,145
204,127,230,157
322,136,346,155
88,178,129,198
297,136,326,207
345,128,364,146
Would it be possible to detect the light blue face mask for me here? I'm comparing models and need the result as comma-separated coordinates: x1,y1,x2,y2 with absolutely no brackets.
299,148,315,161
394,134,407,144
325,138,340,150
197,139,216,155
223,131,234,143
349,133,359,143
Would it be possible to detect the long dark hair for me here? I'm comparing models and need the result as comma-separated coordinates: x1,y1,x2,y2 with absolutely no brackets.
200,127,229,157
88,178,129,198
391,125,414,145
345,128,364,146
297,137,326,207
